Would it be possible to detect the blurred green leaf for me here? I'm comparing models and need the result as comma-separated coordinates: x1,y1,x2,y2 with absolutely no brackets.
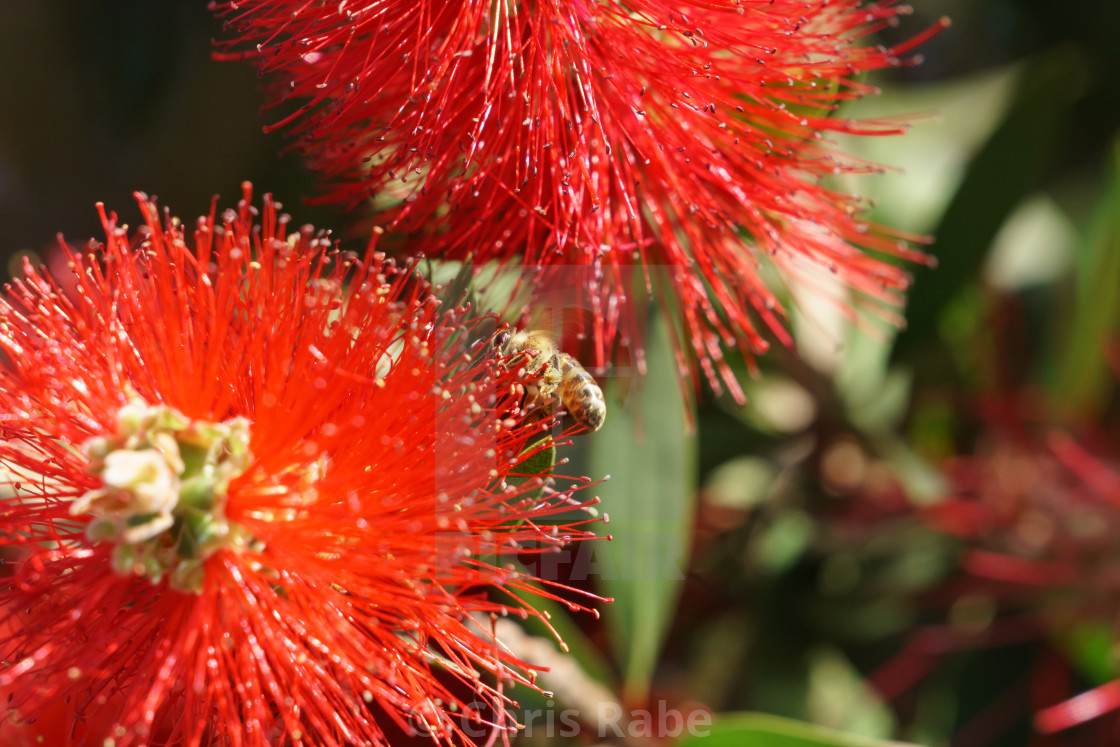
1055,134,1120,417
984,194,1076,289
750,510,816,573
872,437,948,505
892,51,1082,362
1058,621,1120,687
834,326,914,438
734,376,817,435
703,456,777,510
842,360,913,436
807,648,895,739
804,527,954,643
836,65,1019,235
687,611,754,709
589,312,697,702
677,712,918,747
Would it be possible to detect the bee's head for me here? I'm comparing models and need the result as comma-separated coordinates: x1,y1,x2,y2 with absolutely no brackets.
493,330,511,350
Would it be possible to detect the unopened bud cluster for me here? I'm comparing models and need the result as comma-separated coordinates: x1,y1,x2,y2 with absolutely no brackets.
70,402,257,592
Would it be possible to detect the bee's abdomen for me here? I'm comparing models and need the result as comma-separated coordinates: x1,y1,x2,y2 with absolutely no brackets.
558,356,606,431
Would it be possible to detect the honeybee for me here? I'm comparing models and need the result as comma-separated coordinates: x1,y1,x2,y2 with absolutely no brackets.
494,329,606,431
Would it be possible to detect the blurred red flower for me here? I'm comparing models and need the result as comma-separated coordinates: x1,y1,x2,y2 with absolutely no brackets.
925,424,1120,735
211,1,947,398
867,393,1120,738
0,185,601,746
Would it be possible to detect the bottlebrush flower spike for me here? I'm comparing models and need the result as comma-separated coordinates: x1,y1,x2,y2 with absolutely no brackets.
0,184,602,747
212,1,948,397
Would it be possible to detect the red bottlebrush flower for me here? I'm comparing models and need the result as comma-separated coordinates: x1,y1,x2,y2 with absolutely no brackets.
871,400,1120,736
211,1,948,397
0,184,601,746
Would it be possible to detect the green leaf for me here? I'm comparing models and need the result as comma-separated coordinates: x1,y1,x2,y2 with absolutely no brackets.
892,51,1082,362
1054,134,1120,417
432,255,477,310
422,258,531,319
676,713,919,747
506,439,557,502
588,312,697,703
